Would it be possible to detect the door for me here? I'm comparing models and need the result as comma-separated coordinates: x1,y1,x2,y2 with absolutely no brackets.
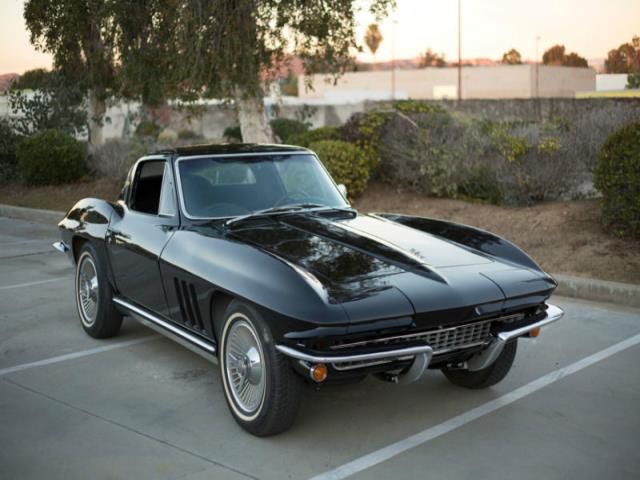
107,158,179,316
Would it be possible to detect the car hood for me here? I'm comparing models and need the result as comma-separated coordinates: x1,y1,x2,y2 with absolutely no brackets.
228,213,555,322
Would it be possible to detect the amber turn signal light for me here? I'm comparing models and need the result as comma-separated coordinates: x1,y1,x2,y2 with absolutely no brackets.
529,327,541,338
310,363,328,383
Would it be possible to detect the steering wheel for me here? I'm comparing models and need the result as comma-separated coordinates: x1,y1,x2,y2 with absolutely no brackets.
273,190,314,206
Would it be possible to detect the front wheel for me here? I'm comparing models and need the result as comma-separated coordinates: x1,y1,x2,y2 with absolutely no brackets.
441,340,517,389
75,243,122,339
219,300,303,436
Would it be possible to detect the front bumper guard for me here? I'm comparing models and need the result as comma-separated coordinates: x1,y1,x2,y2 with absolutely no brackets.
276,343,434,384
275,344,434,366
467,303,564,371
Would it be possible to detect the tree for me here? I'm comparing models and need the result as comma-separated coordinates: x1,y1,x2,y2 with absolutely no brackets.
419,48,446,68
364,24,383,63
605,37,640,74
542,45,566,65
24,0,117,145
627,74,640,89
24,0,394,144
9,69,86,136
111,0,178,107
564,52,588,68
501,48,522,65
543,44,588,68
165,0,394,142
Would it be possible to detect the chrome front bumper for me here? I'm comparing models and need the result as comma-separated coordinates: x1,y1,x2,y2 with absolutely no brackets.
276,303,564,380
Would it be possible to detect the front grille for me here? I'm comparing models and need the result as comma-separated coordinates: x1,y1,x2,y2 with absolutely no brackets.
422,320,492,354
331,312,526,357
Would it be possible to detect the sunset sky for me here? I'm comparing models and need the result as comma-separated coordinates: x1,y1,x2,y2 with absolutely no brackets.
1,0,638,74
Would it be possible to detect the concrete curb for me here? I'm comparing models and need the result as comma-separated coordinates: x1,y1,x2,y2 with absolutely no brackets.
0,203,65,225
553,273,640,309
1,203,638,308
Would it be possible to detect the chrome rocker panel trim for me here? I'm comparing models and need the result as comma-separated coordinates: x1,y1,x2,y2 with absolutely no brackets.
113,296,217,363
467,303,564,371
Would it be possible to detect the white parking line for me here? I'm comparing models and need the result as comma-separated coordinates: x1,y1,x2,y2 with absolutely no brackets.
309,333,640,480
0,336,158,376
0,277,68,291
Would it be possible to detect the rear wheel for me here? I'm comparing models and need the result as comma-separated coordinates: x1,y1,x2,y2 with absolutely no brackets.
441,340,517,389
75,243,122,338
219,300,302,436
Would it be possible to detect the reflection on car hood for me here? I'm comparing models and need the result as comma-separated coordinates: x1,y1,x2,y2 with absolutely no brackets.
228,213,555,321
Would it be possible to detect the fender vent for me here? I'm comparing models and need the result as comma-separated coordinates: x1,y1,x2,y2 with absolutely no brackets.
174,278,204,331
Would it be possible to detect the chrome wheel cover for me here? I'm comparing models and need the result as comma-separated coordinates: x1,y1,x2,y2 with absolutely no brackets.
224,317,266,415
77,253,99,326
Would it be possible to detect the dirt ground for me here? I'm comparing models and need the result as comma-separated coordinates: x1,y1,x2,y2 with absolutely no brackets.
0,177,122,212
1,179,638,284
354,183,640,285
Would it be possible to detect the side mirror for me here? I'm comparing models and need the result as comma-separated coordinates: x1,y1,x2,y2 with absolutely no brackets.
337,184,347,198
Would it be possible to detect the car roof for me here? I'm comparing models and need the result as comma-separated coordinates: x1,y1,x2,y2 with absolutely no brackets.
154,143,310,158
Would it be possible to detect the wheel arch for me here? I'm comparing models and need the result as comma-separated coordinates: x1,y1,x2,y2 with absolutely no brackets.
71,235,88,263
209,290,235,345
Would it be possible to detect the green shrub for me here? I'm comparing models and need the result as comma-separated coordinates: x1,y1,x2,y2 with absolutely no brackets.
135,120,162,139
288,126,342,147
393,100,446,115
0,120,19,183
309,140,370,197
17,130,86,185
269,118,309,143
223,125,243,143
458,166,503,204
593,123,640,238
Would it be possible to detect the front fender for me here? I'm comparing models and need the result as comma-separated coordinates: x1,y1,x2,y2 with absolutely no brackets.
160,230,351,329
58,198,118,284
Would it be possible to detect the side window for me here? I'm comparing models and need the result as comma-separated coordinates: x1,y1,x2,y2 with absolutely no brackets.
130,160,175,216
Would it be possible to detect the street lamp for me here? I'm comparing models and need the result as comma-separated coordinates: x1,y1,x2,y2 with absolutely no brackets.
391,19,397,100
535,36,541,98
457,0,462,100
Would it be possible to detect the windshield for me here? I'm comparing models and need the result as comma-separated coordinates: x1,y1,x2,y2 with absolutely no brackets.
177,154,349,218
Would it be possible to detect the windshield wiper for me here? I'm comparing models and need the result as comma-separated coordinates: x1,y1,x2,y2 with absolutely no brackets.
224,203,355,228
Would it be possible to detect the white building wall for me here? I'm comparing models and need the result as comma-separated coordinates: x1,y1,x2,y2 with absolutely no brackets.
300,65,596,100
596,74,628,91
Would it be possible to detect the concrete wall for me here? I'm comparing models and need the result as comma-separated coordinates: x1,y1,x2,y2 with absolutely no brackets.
408,97,640,124
300,65,596,100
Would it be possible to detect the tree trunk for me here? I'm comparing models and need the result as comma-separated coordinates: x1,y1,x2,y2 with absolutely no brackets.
234,87,273,143
88,89,106,146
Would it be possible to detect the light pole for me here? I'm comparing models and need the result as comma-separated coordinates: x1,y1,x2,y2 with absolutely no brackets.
535,36,541,98
457,0,462,101
391,19,397,101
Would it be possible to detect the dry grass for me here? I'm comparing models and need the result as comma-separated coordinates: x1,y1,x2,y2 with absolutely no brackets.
354,183,640,284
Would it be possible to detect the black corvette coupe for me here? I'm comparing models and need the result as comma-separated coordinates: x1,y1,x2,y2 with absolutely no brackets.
54,143,563,436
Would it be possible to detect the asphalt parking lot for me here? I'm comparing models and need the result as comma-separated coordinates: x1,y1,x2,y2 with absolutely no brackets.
1,216,639,480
